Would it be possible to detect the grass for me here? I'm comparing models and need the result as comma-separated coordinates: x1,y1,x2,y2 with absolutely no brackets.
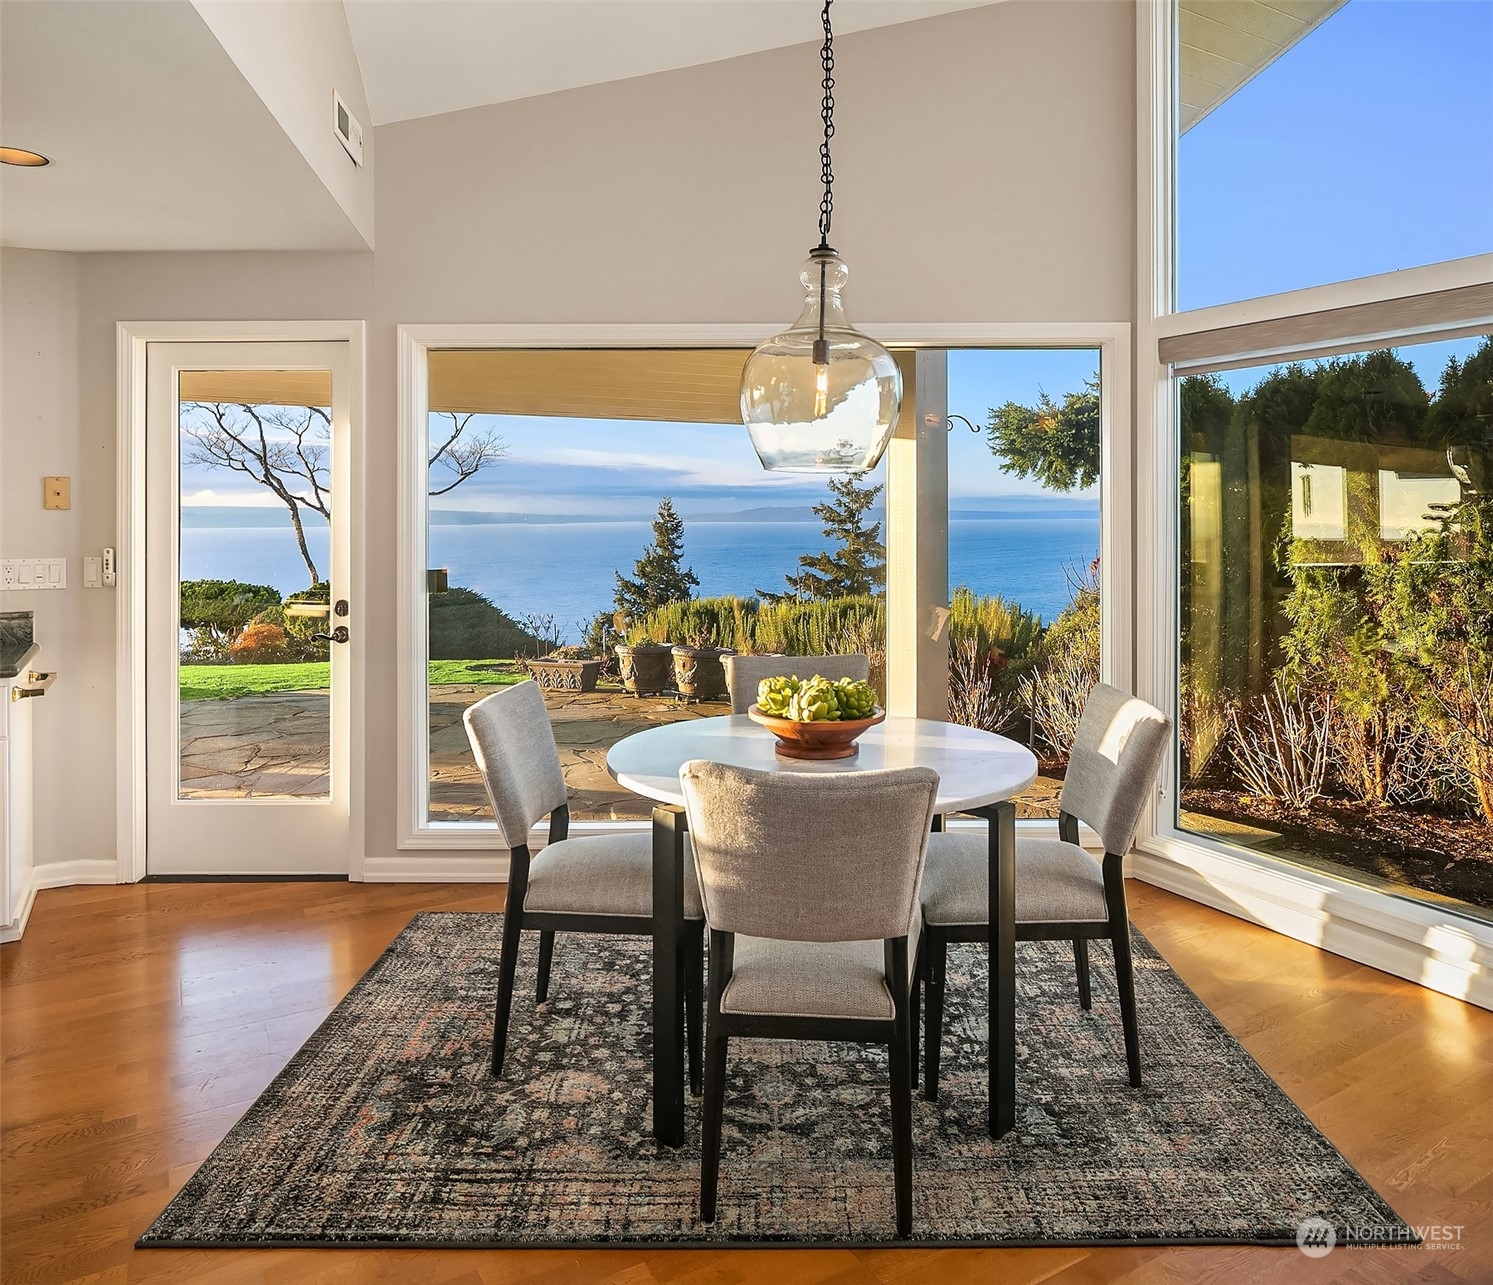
180,659,528,701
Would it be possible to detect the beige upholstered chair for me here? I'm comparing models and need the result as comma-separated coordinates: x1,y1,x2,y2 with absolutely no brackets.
680,759,939,1238
917,683,1170,1095
722,652,871,714
464,681,705,1082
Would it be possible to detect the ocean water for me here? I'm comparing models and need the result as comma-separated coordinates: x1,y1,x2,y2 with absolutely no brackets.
179,517,1099,638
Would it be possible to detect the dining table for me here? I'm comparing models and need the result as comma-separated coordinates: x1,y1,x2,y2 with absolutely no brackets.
605,712,1039,1148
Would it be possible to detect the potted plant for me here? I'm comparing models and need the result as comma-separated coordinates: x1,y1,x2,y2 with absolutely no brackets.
671,628,733,703
526,645,605,693
615,640,674,696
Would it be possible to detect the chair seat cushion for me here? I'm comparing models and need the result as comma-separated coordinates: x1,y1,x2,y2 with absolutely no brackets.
921,832,1108,926
524,833,703,920
721,936,904,1021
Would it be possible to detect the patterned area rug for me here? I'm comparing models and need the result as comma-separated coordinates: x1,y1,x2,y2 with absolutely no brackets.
140,911,1409,1248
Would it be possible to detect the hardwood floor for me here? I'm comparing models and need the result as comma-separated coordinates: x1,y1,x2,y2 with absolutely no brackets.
2,879,1489,1285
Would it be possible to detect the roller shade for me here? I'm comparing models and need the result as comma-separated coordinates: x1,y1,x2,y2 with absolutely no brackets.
177,369,332,408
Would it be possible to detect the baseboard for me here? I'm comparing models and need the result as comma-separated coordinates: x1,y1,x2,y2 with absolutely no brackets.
2,860,119,943
359,854,510,883
0,869,37,943
34,859,121,889
1131,844,1493,1011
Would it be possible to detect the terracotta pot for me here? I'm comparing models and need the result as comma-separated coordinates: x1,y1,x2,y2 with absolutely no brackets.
671,646,732,703
615,643,674,696
747,703,886,760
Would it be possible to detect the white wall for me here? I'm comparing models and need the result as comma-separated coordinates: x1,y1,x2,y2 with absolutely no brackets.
192,0,376,248
0,248,117,870
13,0,1134,870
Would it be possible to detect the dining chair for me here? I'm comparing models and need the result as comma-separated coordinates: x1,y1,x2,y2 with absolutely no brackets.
464,681,706,1083
680,759,939,1239
722,652,870,714
915,683,1170,1096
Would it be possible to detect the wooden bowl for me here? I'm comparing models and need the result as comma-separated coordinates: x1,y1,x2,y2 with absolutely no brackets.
746,704,886,760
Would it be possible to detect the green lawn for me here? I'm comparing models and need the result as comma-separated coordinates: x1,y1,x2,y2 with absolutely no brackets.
180,659,528,701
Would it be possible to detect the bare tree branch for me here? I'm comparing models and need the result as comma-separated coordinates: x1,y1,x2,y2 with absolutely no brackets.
428,412,508,497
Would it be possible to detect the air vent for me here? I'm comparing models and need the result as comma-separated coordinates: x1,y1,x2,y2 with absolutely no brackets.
333,90,364,167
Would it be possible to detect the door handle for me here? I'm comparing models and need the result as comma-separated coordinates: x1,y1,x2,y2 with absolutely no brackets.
314,626,350,644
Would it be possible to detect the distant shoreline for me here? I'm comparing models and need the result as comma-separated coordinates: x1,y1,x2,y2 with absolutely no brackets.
181,503,1100,530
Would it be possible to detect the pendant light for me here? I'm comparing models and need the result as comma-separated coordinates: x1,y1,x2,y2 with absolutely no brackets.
740,0,902,473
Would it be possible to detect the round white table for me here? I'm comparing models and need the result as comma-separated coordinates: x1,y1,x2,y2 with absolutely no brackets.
606,714,1039,1146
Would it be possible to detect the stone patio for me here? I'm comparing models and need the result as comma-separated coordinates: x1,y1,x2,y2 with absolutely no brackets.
182,682,1064,822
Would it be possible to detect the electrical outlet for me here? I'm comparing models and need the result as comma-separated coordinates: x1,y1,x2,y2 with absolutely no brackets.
1,557,66,590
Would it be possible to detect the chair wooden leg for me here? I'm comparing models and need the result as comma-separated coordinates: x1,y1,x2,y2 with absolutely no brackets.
492,900,525,1078
1112,928,1142,1087
535,930,555,1004
700,1015,728,1222
889,1012,915,1238
685,924,704,1097
1074,938,1092,1011
922,934,947,1102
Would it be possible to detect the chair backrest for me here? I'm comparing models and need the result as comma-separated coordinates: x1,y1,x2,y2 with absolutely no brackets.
723,653,872,714
461,681,567,847
679,760,938,943
1060,683,1171,856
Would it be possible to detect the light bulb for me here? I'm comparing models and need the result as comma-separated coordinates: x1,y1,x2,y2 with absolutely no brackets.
813,362,830,420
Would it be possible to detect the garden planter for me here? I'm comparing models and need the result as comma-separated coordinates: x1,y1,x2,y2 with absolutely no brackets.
671,646,732,703
527,656,603,693
615,643,674,696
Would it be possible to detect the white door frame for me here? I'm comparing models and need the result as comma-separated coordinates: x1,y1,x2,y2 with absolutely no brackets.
115,321,366,882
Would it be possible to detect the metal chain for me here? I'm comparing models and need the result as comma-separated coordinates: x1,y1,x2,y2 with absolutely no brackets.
817,0,835,248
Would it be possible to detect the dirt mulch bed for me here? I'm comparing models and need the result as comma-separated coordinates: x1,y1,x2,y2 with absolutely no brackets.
1182,787,1493,910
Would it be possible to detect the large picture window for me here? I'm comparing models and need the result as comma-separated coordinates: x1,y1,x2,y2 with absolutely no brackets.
1178,333,1493,920
1176,0,1492,311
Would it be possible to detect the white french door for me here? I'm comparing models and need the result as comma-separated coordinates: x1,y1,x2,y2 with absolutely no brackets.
145,342,353,874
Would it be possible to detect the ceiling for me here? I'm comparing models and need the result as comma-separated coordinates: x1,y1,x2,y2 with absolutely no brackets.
1179,0,1346,132
0,1,368,252
343,0,1003,126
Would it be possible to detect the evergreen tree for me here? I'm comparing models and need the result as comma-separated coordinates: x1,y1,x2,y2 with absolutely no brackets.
985,376,1100,492
614,497,699,618
779,474,886,600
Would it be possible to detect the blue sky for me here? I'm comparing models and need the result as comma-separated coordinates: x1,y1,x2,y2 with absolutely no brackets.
183,0,1490,518
1179,0,1492,310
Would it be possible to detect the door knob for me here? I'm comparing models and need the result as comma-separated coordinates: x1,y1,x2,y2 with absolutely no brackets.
314,626,350,644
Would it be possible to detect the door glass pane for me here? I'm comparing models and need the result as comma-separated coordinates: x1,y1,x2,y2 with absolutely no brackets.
423,347,889,826
177,371,333,799
1178,334,1493,920
944,349,1102,818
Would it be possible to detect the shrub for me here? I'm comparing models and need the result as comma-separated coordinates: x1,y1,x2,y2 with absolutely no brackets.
948,636,1022,734
1227,679,1332,813
429,587,542,660
947,586,1042,662
228,622,293,664
1019,562,1100,760
180,579,282,660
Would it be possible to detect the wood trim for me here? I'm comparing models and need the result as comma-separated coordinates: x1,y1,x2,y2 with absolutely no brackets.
1160,282,1493,370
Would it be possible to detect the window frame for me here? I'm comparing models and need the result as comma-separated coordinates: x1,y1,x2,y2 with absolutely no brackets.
1134,0,1493,1007
395,323,1129,853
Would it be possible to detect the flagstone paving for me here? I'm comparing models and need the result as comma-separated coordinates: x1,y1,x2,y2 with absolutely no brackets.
182,683,1063,822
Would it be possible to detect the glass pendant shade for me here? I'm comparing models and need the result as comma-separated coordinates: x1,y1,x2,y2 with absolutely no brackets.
741,249,903,472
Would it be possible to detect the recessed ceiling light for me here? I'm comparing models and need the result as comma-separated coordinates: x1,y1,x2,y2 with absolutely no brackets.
0,147,51,167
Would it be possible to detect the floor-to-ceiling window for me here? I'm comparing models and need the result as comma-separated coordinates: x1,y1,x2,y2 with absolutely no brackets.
1146,0,1493,951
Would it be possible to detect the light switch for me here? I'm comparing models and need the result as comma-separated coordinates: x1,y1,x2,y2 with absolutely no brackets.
84,556,102,588
43,477,71,510
1,557,67,590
